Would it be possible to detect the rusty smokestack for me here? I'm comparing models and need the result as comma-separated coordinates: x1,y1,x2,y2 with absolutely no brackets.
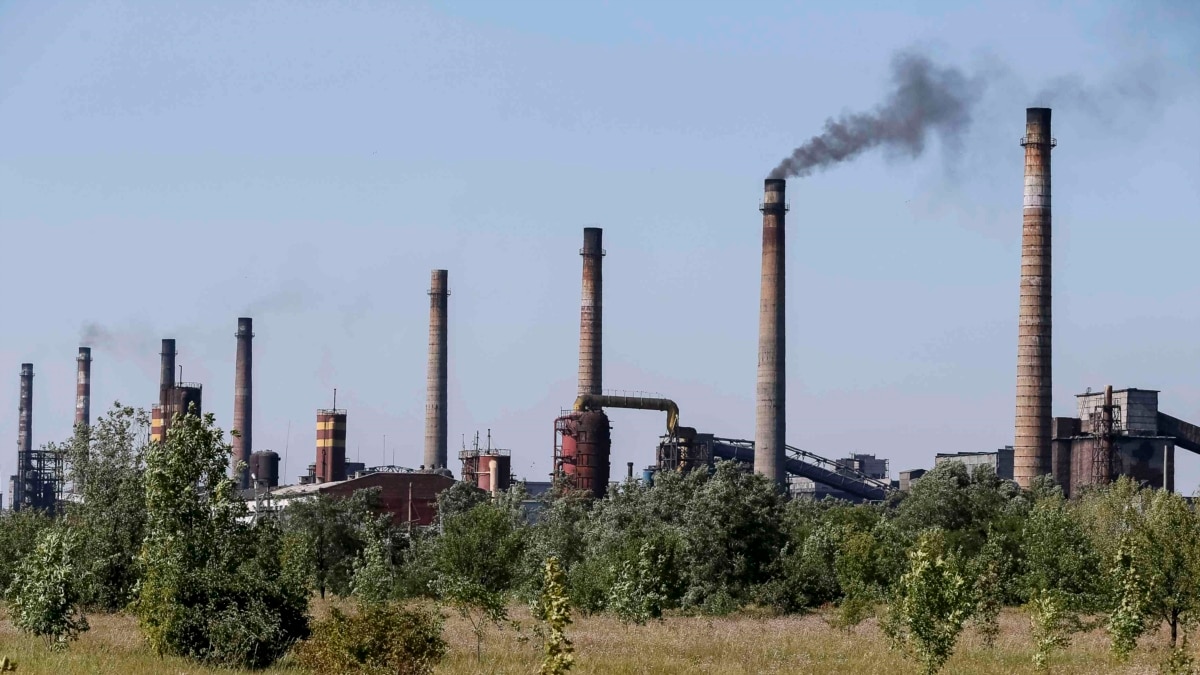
756,179,787,486
1014,107,1055,490
159,339,176,410
578,227,604,397
424,270,449,471
75,348,92,429
233,318,253,489
18,364,33,455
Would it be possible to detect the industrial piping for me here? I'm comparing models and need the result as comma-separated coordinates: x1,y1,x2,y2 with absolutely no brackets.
756,178,787,486
233,318,253,489
1014,108,1055,490
573,394,693,438
424,269,449,471
578,228,604,397
75,347,91,429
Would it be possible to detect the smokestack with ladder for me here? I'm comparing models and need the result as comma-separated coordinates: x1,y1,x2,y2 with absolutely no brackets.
578,228,604,397
75,348,92,429
233,318,253,489
756,179,788,486
424,270,449,471
1014,108,1055,490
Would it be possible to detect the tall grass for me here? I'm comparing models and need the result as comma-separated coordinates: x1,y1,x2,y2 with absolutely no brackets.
0,604,1179,674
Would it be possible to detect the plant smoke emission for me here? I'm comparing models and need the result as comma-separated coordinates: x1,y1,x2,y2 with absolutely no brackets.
769,51,984,179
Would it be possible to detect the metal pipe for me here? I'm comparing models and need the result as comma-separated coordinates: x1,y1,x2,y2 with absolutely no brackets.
233,318,253,489
75,347,92,429
578,227,604,397
424,269,449,471
756,178,787,486
1014,108,1055,490
573,393,687,436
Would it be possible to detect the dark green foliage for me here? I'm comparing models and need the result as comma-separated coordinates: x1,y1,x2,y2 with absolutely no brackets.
295,602,447,675
135,410,309,669
62,405,149,611
0,509,53,593
282,488,384,598
5,523,89,650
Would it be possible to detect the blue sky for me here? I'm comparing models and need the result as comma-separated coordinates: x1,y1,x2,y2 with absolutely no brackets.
1,0,1198,493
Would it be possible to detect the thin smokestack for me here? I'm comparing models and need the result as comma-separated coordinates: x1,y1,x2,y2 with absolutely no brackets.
1014,107,1055,490
769,51,981,179
233,318,253,489
75,348,92,429
424,270,449,471
578,227,604,397
18,363,33,455
159,339,176,410
756,179,787,486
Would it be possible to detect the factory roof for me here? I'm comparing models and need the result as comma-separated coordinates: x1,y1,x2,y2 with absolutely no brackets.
1075,388,1160,397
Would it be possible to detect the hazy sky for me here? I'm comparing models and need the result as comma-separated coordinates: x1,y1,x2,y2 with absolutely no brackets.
1,0,1198,495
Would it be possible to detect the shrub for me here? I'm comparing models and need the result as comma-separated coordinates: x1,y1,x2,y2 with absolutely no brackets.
6,524,89,650
295,602,447,675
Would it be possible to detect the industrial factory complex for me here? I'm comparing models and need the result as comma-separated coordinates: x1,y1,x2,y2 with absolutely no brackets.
6,107,1200,516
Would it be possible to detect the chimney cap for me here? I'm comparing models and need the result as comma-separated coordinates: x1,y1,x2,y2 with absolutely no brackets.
764,178,786,190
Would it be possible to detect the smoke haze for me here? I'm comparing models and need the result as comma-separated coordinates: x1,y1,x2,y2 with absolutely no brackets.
769,50,984,179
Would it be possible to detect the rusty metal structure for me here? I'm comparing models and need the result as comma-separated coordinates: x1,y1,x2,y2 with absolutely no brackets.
756,178,788,486
578,228,604,397
316,408,347,483
75,347,92,429
424,269,449,471
233,317,253,489
250,450,280,490
553,409,612,499
1014,108,1056,489
14,363,63,512
459,430,512,494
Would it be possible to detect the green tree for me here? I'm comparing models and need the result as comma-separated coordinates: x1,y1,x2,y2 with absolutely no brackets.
283,488,383,598
135,409,309,668
1021,490,1102,668
352,515,397,606
5,523,89,650
430,500,526,660
62,404,149,610
0,509,53,593
883,529,976,675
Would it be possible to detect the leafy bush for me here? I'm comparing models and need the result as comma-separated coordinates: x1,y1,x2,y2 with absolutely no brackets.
135,411,309,669
532,557,574,675
295,603,447,675
5,524,89,650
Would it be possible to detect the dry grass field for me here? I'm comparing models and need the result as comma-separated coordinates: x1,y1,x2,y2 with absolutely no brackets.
0,603,1181,674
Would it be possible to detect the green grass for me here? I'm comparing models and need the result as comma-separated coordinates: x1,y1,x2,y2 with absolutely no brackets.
0,603,1182,674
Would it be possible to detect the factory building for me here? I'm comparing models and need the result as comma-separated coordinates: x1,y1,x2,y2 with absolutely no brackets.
934,447,1015,481
250,470,455,527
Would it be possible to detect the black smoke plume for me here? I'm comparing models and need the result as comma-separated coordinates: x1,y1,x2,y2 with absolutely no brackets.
769,50,984,179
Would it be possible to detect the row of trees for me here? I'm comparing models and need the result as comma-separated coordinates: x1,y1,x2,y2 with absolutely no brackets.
2,403,1200,673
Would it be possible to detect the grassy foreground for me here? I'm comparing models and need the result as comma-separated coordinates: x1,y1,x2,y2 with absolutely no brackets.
0,604,1180,674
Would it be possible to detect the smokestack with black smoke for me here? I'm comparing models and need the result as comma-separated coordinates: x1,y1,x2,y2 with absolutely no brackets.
769,51,983,179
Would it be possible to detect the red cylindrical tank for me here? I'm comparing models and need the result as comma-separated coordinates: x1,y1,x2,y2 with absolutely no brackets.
573,410,611,498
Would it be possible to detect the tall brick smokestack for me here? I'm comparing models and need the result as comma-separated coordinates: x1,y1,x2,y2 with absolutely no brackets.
75,348,92,429
756,179,787,486
424,270,449,470
1014,107,1055,490
233,318,253,489
159,339,176,410
18,363,33,455
578,227,604,397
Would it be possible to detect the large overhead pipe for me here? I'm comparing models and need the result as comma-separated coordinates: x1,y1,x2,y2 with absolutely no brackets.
573,393,694,438
756,178,788,486
233,318,253,489
75,347,92,429
578,228,604,397
1014,108,1055,490
424,269,449,471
